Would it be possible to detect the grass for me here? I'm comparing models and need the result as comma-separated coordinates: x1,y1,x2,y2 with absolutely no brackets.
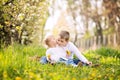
0,44,120,80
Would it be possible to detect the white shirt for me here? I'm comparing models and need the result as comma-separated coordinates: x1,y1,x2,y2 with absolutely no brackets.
63,42,88,63
46,46,66,63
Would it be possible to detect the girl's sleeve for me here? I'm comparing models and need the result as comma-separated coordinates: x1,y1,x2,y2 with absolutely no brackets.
70,42,88,63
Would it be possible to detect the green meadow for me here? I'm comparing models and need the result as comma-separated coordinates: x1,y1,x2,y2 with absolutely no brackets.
0,44,120,80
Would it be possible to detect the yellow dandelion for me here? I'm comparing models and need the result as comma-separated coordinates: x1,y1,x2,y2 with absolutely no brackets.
97,75,102,78
0,54,2,60
47,54,51,60
49,73,53,76
29,72,35,79
15,77,22,80
91,73,96,77
82,78,87,80
0,24,3,28
66,50,71,55
72,78,76,80
3,71,7,78
109,77,114,80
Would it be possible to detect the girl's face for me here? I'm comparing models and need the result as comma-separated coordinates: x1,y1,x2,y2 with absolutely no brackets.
48,36,57,47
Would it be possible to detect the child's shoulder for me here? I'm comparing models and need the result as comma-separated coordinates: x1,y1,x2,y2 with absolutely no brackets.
66,42,75,47
46,47,57,51
68,41,74,45
46,48,53,54
46,48,53,52
47,47,53,50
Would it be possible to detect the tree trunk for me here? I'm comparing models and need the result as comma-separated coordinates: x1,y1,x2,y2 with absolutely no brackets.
96,21,103,46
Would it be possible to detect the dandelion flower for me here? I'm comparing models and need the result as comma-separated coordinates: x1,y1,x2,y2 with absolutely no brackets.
72,78,76,80
47,54,51,60
3,71,7,78
15,77,22,80
66,50,71,55
29,72,35,79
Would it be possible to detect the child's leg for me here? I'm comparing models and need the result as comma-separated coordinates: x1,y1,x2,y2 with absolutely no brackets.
58,58,77,67
73,59,88,66
73,58,100,67
40,56,48,64
66,59,78,67
73,59,80,65
58,58,67,64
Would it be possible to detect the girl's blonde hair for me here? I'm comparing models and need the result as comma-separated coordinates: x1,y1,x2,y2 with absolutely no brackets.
44,35,54,47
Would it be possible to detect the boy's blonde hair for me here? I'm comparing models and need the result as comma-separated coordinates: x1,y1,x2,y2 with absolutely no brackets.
59,30,70,41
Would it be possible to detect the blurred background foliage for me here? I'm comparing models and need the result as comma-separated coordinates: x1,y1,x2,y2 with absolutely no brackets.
0,0,49,47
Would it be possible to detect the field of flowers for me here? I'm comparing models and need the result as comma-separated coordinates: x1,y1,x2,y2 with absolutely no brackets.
0,44,120,80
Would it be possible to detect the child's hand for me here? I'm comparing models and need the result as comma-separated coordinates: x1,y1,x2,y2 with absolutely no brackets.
86,61,92,66
50,61,56,65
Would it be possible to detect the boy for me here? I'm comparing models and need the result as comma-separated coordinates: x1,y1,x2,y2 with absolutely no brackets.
41,35,78,67
56,30,92,66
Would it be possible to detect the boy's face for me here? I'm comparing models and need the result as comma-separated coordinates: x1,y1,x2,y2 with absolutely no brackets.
57,36,68,47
